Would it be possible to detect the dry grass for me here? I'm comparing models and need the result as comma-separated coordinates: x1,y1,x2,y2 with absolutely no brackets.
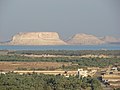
0,62,71,71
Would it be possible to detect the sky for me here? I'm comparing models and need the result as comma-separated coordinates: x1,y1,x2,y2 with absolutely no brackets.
0,0,120,41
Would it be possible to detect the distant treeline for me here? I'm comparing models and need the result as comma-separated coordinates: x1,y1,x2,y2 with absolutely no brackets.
0,55,120,67
0,72,103,90
9,50,120,56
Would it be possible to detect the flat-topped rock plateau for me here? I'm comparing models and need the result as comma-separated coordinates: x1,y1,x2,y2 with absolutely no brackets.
1,32,120,45
9,32,67,45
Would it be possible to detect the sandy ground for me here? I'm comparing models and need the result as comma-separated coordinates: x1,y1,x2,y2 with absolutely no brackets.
0,62,70,71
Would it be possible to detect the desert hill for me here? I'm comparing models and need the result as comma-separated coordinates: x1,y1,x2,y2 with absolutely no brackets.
1,32,120,45
9,32,67,45
101,36,120,44
67,33,105,45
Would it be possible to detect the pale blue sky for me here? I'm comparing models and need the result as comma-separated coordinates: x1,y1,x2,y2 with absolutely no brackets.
0,0,120,41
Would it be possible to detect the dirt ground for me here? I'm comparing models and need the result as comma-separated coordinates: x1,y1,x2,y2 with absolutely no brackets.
0,62,71,71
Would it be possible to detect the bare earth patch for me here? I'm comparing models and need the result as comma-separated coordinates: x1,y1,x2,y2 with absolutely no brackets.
0,62,70,71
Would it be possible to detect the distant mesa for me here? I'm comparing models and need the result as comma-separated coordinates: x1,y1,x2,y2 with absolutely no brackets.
0,32,120,45
9,32,67,45
67,33,105,45
101,36,120,44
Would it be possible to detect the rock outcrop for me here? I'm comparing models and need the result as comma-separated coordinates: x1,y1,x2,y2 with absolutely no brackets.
9,32,67,45
2,32,120,45
101,36,120,44
67,33,104,45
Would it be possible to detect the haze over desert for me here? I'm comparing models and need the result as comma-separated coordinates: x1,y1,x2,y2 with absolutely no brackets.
0,32,120,45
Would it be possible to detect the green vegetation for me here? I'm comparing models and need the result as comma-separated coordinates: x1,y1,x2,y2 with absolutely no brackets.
0,50,119,89
16,67,53,71
0,55,119,68
9,50,120,56
115,88,120,90
0,72,103,90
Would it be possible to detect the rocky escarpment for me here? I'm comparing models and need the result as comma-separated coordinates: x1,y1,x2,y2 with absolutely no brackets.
67,33,105,45
9,32,67,45
2,32,120,45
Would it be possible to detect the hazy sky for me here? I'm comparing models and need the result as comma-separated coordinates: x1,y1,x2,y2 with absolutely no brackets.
0,0,120,41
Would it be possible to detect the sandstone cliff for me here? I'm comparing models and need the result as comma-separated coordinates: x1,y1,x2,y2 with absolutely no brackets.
9,32,67,45
67,33,104,45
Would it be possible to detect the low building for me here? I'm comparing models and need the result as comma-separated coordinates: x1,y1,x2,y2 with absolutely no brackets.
102,74,120,88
